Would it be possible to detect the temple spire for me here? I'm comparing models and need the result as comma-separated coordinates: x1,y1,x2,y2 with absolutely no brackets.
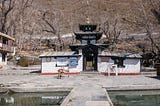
86,17,90,24
86,0,90,24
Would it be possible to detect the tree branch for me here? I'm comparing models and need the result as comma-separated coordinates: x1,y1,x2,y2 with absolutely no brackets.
42,12,56,34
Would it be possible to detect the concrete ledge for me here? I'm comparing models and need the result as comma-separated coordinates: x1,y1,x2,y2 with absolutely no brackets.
0,87,72,93
104,86,160,91
101,72,140,76
60,87,76,106
105,89,114,106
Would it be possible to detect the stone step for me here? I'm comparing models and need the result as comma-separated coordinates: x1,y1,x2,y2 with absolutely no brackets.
64,84,111,106
140,71,156,75
80,71,100,75
86,101,110,106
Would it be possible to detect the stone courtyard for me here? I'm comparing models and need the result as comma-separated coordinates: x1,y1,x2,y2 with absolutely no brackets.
0,65,160,106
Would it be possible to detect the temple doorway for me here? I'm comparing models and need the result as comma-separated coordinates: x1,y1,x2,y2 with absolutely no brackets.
83,45,98,71
86,55,94,70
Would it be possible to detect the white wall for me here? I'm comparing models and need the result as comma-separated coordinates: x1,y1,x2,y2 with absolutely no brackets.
41,57,56,73
0,53,2,63
98,57,114,73
41,56,83,73
98,56,141,73
122,59,140,73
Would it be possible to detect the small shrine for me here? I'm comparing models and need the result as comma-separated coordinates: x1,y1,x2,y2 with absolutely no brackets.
70,22,109,71
40,20,142,75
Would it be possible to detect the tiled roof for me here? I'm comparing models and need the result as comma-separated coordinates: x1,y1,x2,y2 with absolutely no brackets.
0,32,15,41
99,52,142,58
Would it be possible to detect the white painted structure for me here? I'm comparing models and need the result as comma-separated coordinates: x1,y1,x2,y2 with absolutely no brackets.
40,51,142,75
98,52,142,75
40,52,83,74
39,24,141,75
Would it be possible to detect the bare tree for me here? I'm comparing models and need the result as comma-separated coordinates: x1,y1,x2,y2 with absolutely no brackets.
100,19,121,45
42,10,64,51
0,0,33,52
150,0,160,24
14,0,33,52
140,1,160,63
0,0,16,34
121,0,160,64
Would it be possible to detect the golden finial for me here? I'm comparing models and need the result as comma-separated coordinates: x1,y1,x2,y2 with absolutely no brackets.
86,17,90,24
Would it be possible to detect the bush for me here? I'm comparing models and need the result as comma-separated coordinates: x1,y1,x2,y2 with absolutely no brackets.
17,56,41,67
17,57,29,67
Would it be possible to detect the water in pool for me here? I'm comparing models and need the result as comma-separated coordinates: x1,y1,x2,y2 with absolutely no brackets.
0,92,69,106
109,90,160,106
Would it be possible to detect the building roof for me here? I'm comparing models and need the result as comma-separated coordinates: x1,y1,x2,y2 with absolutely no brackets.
74,32,102,40
0,32,15,41
74,32,102,35
79,24,97,32
39,51,78,57
99,52,142,59
70,44,109,51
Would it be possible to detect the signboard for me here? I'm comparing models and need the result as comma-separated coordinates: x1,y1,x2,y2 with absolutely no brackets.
56,57,68,66
69,57,78,67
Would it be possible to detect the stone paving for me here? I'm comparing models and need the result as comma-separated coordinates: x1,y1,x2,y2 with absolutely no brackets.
0,65,160,106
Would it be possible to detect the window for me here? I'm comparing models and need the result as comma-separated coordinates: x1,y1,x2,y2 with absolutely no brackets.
82,40,87,44
113,58,125,68
90,40,96,44
3,38,8,44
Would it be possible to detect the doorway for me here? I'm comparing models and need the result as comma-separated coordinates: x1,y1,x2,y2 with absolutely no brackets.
82,45,98,71
2,53,6,62
86,55,94,70
83,53,97,71
83,54,97,71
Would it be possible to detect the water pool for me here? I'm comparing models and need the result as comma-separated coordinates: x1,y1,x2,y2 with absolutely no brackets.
108,90,160,106
0,91,69,106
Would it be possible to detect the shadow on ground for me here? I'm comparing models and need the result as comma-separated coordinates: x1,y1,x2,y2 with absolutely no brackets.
147,76,160,80
30,70,41,73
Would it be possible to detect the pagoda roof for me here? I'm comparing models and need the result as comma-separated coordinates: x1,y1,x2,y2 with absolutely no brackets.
79,24,97,32
79,24,97,26
39,51,80,57
99,52,142,59
74,32,102,40
70,44,109,51
74,31,102,35
0,32,15,41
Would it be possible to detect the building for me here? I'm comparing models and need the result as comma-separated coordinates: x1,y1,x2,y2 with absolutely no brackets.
0,32,15,66
40,52,82,74
40,23,142,75
98,52,142,75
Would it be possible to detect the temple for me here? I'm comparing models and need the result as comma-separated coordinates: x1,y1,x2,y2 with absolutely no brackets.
70,23,109,71
40,22,141,75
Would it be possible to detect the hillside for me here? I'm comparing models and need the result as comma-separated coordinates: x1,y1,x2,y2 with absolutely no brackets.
0,0,159,58
32,0,159,34
23,0,159,54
